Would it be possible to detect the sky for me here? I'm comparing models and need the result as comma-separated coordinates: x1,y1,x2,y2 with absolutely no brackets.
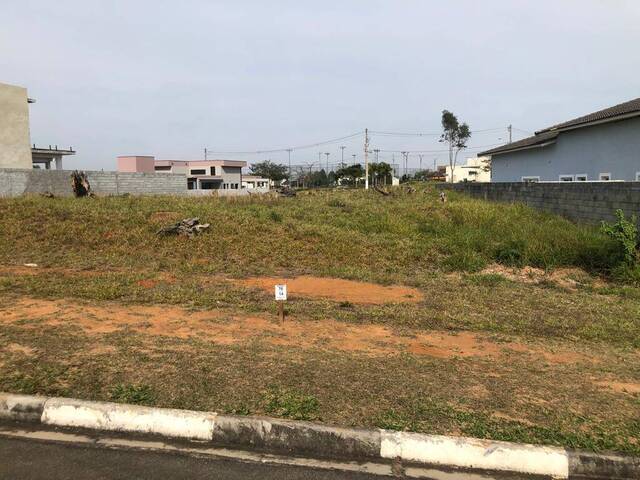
2,0,639,171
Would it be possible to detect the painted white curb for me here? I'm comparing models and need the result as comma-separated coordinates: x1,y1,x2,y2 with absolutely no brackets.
3,394,637,478
380,431,569,478
41,398,217,441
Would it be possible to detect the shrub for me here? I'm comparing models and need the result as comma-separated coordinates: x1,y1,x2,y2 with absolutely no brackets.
601,210,638,266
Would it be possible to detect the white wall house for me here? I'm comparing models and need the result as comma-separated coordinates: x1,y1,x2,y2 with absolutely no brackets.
446,157,491,183
242,175,270,192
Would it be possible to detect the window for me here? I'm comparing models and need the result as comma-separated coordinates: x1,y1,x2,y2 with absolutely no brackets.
575,174,588,182
599,173,611,181
155,166,171,171
521,176,540,183
190,169,206,175
559,175,574,182
210,166,216,176
636,172,640,181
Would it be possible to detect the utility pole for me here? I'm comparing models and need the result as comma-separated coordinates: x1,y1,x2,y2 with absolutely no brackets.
374,148,380,163
204,148,208,161
286,148,292,181
340,145,346,168
418,154,423,172
324,152,330,173
352,154,356,163
401,151,408,177
364,128,369,190
508,124,512,143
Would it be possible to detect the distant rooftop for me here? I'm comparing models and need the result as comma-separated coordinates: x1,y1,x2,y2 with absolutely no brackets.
32,145,76,156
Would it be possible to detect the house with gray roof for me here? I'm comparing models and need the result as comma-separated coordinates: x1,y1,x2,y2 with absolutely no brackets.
480,98,640,182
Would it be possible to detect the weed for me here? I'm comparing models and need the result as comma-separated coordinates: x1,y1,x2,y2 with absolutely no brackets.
494,240,526,267
262,386,320,421
442,251,486,272
268,210,283,223
110,384,155,405
601,210,638,265
467,273,508,287
327,198,347,208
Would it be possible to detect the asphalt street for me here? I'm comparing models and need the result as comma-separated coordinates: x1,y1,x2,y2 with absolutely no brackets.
0,436,394,480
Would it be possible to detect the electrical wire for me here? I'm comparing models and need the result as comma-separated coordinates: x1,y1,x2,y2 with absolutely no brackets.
369,127,505,137
205,131,364,155
374,142,504,154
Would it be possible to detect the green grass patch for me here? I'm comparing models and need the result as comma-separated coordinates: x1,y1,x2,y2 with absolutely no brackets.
110,384,156,405
262,386,320,421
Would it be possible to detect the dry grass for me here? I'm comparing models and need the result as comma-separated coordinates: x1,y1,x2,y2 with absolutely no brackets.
0,187,638,453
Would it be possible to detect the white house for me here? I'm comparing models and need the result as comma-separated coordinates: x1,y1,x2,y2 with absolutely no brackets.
446,157,491,183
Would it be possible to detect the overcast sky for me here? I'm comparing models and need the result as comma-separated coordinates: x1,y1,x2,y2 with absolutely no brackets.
2,0,639,170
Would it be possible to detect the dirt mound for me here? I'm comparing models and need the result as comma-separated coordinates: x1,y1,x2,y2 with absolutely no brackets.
239,276,423,304
0,297,598,366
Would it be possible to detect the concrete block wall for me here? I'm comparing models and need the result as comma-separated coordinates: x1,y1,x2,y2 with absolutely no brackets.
441,182,640,225
0,169,187,197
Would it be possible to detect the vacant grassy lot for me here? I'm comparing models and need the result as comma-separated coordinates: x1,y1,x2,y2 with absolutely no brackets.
0,186,638,454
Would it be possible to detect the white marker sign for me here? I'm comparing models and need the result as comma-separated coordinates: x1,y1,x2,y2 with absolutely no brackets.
275,284,287,301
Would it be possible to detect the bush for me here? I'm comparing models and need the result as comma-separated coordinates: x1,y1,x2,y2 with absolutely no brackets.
601,210,638,266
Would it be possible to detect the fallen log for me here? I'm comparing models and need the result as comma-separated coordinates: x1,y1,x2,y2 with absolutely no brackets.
156,217,210,237
373,184,390,196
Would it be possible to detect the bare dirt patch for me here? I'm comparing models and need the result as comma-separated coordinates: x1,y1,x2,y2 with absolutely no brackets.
5,343,36,356
0,297,600,366
0,265,126,278
595,381,640,395
137,279,158,289
479,264,604,290
238,276,423,304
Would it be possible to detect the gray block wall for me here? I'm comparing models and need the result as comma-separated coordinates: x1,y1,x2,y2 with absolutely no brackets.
0,169,187,197
441,182,640,225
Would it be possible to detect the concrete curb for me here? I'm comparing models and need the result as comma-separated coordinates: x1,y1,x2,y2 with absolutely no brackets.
1,393,638,479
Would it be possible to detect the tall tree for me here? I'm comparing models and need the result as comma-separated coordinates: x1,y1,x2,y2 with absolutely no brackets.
249,161,289,182
369,162,393,185
439,110,471,183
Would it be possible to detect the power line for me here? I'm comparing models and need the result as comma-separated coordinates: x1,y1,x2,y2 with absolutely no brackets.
375,142,504,154
512,127,533,135
205,125,524,155
369,127,505,137
206,131,364,155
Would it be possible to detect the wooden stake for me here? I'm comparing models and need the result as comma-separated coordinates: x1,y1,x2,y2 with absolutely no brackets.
278,301,285,322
